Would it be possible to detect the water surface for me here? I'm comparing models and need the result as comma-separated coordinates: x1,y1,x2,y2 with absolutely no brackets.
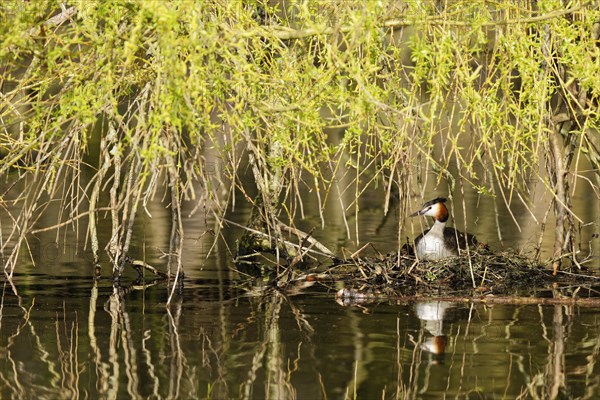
1,169,599,399
2,270,600,399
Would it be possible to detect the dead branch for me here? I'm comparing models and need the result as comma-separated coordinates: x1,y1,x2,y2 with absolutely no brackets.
128,259,169,279
28,5,77,37
278,221,334,257
223,218,336,259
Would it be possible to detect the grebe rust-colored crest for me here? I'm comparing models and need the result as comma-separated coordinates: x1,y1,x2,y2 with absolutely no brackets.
410,197,477,260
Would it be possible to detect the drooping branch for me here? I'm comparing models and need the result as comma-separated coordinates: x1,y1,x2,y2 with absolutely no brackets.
28,5,77,36
251,4,588,41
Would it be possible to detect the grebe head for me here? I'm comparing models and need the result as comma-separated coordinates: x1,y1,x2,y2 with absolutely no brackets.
409,197,449,222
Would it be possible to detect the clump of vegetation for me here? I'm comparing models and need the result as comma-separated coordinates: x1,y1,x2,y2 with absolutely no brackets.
1,1,599,300
330,250,566,297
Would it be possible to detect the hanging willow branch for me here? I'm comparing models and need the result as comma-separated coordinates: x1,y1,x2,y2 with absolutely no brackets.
1,1,598,280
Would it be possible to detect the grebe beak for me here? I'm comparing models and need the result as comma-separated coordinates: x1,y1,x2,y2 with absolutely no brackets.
409,207,428,217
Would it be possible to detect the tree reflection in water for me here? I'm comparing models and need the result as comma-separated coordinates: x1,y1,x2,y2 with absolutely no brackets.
1,277,600,399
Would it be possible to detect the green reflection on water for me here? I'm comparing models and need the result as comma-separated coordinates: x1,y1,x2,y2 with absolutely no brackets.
1,274,600,399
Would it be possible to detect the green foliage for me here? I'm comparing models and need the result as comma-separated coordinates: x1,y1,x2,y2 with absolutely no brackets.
1,0,598,273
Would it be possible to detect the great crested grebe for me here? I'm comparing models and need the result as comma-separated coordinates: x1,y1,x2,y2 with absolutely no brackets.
410,197,477,260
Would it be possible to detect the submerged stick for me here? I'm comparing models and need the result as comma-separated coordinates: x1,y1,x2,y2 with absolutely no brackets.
338,287,600,308
394,295,600,307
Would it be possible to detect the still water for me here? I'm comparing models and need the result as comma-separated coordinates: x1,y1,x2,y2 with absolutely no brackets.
1,172,600,399
2,269,600,399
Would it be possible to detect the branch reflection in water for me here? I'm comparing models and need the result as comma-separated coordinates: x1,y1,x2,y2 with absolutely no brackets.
1,277,600,398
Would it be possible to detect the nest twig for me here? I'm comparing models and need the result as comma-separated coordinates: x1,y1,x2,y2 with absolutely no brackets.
328,249,598,297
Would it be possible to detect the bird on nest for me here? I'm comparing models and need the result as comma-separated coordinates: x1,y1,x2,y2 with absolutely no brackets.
409,197,478,261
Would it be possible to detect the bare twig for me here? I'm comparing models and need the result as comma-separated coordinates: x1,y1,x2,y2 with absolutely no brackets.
28,5,77,37
128,259,169,278
277,221,334,256
223,218,336,259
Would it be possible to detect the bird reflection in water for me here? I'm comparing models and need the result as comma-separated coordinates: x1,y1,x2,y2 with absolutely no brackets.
414,301,454,364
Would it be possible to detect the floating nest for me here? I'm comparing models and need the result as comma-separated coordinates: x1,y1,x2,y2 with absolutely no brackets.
230,229,600,305
328,249,600,300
